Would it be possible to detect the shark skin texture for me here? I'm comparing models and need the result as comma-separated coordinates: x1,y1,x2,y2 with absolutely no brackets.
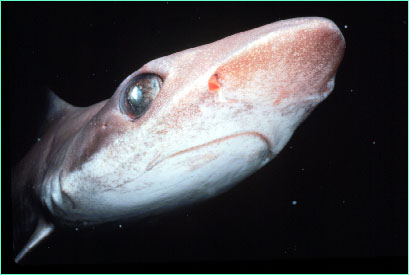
12,17,345,263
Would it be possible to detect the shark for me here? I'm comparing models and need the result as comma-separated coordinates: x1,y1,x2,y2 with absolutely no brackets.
12,17,345,263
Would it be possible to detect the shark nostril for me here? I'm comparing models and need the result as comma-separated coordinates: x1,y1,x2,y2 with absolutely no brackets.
208,73,222,92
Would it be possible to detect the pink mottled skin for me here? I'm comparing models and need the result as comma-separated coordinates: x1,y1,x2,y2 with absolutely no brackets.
12,17,345,262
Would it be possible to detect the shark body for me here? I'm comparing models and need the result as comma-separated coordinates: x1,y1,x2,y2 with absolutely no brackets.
12,17,345,262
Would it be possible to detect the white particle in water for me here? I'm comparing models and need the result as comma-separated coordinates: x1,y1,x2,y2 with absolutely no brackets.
119,224,122,228
37,138,41,142
372,141,376,145
75,228,79,231
292,200,297,205
344,25,348,29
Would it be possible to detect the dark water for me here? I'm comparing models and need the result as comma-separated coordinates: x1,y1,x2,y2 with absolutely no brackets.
3,2,407,273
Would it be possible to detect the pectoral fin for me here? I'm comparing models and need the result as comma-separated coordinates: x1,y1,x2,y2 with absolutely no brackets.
15,217,55,263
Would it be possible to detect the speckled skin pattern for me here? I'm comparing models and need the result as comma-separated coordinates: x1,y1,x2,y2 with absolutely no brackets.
12,17,345,259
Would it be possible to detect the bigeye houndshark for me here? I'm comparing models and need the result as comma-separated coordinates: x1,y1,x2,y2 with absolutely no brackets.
12,17,345,262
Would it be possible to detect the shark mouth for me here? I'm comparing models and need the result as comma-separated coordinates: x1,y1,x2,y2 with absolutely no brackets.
145,131,273,171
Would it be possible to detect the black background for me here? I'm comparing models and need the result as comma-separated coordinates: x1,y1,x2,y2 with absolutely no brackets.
3,2,407,273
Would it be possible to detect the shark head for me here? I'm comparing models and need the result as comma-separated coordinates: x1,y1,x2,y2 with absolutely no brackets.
41,17,345,226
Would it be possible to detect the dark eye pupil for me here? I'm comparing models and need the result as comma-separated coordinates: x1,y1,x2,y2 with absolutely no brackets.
120,74,162,119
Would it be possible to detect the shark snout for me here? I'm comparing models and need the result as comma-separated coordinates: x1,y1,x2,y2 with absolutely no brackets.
208,17,345,105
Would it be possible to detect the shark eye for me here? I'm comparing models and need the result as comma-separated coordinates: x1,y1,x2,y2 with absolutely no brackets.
120,73,162,119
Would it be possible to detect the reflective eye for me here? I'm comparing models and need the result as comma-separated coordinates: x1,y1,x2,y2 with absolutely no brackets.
119,73,162,119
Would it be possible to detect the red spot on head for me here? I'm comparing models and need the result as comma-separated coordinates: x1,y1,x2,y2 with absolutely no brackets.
208,73,222,92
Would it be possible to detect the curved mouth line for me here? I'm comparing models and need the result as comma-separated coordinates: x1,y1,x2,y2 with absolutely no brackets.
145,131,272,171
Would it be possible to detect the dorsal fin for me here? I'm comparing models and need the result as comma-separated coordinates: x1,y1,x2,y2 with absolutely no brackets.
46,88,74,121
38,89,75,136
